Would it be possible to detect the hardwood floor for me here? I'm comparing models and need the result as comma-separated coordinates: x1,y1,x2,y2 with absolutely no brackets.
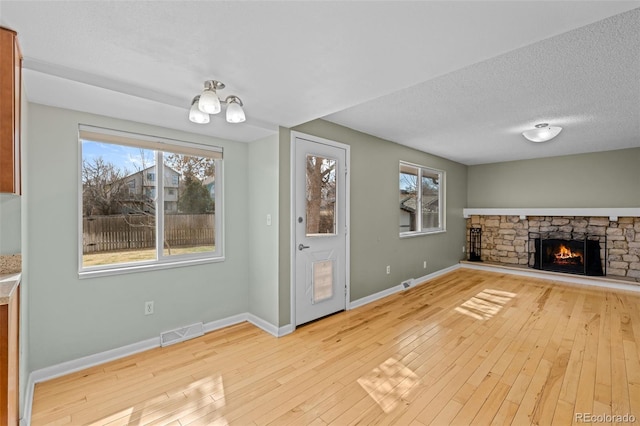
31,269,640,425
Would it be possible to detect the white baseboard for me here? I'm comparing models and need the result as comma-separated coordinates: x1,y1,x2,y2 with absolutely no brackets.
460,262,640,293
19,374,34,426
277,323,294,337
349,284,404,310
202,313,247,334
21,311,282,425
29,336,160,386
413,264,462,287
349,263,463,310
247,313,279,336
246,314,295,337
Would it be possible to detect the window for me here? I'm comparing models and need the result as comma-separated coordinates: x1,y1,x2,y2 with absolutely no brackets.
399,161,445,236
127,179,135,194
306,154,337,236
79,125,223,277
144,187,156,199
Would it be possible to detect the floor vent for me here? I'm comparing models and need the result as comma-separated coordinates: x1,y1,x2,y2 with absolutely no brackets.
160,322,204,347
402,279,414,289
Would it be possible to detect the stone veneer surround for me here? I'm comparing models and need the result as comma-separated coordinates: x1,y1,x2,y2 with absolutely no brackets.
466,215,640,283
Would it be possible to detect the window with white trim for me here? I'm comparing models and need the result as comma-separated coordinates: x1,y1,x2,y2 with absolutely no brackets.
399,162,445,236
79,125,223,276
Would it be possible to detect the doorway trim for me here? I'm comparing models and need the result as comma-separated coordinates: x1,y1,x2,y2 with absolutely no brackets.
290,130,351,330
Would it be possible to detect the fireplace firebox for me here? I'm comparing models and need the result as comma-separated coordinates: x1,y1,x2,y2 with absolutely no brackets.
529,232,605,277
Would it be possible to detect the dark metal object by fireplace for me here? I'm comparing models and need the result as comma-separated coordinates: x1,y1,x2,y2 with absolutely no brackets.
468,227,482,261
529,232,605,276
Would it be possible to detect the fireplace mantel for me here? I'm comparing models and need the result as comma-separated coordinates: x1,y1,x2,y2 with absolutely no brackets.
463,208,640,221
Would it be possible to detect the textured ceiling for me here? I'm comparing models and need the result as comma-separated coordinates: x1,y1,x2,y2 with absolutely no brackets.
326,7,640,164
1,1,639,164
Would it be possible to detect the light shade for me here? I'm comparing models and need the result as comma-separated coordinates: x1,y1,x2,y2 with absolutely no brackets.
225,96,246,123
189,96,210,124
522,123,562,143
198,88,221,114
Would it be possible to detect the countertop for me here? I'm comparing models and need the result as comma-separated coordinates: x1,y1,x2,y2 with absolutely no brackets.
0,273,20,305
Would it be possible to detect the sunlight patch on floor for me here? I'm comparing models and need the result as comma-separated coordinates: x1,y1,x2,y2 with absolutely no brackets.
357,357,420,413
117,374,227,425
454,288,516,321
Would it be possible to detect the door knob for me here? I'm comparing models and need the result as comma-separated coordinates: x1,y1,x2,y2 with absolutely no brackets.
298,244,310,251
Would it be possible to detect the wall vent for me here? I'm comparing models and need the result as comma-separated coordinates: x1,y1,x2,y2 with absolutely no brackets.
401,279,414,289
160,322,204,347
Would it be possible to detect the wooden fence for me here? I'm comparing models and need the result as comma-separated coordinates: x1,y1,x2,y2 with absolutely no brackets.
83,214,214,253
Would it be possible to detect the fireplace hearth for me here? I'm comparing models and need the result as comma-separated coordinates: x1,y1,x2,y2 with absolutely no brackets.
529,232,605,277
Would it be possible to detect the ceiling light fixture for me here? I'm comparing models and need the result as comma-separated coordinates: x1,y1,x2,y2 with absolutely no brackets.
189,79,246,124
522,123,562,143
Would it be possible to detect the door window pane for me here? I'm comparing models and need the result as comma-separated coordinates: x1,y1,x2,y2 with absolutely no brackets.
306,155,337,236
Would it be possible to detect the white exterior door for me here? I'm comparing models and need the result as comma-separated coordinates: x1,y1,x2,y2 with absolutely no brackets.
293,135,349,326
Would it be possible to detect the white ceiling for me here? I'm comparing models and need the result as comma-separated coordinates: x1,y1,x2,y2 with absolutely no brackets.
1,1,639,165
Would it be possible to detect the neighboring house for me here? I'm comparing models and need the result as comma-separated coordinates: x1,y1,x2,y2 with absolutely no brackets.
400,194,440,232
121,165,180,214
399,194,416,232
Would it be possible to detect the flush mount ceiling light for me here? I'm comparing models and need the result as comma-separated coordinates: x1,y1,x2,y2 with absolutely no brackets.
189,80,246,124
522,123,562,143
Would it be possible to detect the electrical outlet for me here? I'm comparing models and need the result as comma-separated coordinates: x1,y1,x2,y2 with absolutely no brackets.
462,245,466,253
423,260,427,269
145,301,154,315
386,265,391,274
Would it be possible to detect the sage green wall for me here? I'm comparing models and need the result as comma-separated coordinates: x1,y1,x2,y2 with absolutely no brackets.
248,135,279,326
278,120,468,326
26,104,250,371
277,127,292,327
0,194,20,254
467,148,640,208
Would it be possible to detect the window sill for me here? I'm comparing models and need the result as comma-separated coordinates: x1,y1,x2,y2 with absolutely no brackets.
400,229,446,239
79,255,224,279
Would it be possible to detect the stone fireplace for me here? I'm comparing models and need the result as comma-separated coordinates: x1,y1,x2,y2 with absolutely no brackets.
464,212,640,284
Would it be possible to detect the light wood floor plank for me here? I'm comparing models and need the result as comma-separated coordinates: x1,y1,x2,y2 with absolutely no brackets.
610,295,632,422
30,269,640,425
